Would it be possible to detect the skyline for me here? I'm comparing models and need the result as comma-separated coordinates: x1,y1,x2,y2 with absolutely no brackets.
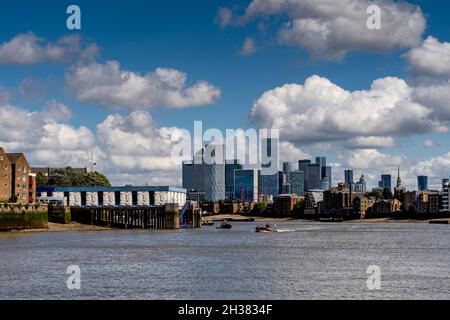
1,1,450,190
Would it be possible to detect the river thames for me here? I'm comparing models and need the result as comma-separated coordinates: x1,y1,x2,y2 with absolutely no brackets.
0,222,448,300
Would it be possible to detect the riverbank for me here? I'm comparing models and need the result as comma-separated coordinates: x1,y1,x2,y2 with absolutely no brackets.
207,214,450,224
2,222,112,233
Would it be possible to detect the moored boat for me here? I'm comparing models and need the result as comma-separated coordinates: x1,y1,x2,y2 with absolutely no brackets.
216,221,232,229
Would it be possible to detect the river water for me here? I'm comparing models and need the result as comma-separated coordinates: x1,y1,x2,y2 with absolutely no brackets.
0,222,448,300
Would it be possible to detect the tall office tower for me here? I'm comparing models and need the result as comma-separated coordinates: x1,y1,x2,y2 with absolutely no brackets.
204,144,225,202
289,170,304,196
320,177,330,191
261,137,279,175
278,171,286,196
259,173,280,198
234,169,259,202
354,175,367,193
299,159,311,191
282,183,291,194
307,163,321,190
418,176,428,192
182,148,206,194
322,166,332,189
316,157,326,171
283,162,293,182
225,160,242,199
379,174,392,191
182,161,194,190
345,169,354,188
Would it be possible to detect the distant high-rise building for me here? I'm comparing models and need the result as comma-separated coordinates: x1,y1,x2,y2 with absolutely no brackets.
289,171,304,196
345,169,354,188
261,137,279,175
182,145,225,202
379,174,392,191
259,173,280,198
320,177,330,191
316,156,326,169
204,144,225,202
307,163,321,190
182,161,193,190
225,160,242,199
354,175,367,193
234,169,259,202
418,176,428,192
299,159,311,191
283,162,293,182
322,166,332,189
282,183,291,194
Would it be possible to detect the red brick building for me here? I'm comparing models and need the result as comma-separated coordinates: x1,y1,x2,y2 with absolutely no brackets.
6,153,31,203
0,147,12,202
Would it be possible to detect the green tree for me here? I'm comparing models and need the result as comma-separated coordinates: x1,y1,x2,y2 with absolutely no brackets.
365,189,384,200
45,167,111,187
253,202,268,215
36,173,49,187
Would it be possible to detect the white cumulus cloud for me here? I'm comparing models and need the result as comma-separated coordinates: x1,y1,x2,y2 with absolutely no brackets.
67,61,221,109
220,0,425,59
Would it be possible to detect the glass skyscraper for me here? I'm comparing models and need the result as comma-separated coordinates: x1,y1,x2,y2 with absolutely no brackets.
379,174,392,191
345,169,354,188
298,159,311,191
307,163,321,190
418,176,428,191
289,170,304,196
234,169,259,202
225,160,242,199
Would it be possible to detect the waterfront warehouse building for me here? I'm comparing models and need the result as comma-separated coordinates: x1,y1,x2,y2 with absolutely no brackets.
37,186,187,209
234,169,259,202
6,152,31,203
0,148,11,202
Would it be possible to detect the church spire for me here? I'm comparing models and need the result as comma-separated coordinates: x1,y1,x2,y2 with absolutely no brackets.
396,165,402,188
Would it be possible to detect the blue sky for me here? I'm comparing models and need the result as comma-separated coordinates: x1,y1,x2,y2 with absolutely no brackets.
1,0,450,189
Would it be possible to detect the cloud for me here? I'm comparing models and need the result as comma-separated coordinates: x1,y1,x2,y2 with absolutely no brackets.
0,87,10,104
220,0,425,59
67,61,221,109
0,32,99,65
345,136,395,149
411,152,450,187
279,141,311,164
423,139,440,149
239,37,258,56
215,7,234,28
406,36,450,79
250,75,447,144
19,76,47,101
97,111,183,173
0,102,96,168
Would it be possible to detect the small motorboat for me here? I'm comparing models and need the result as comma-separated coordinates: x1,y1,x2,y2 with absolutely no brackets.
202,219,215,226
216,221,232,229
256,224,278,233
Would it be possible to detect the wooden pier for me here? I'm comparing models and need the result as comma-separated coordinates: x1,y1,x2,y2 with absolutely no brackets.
71,204,180,230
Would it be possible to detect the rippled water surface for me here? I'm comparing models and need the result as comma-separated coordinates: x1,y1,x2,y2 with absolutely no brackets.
0,222,449,300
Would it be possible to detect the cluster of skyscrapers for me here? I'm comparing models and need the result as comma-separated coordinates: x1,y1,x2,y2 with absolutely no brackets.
182,139,333,202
